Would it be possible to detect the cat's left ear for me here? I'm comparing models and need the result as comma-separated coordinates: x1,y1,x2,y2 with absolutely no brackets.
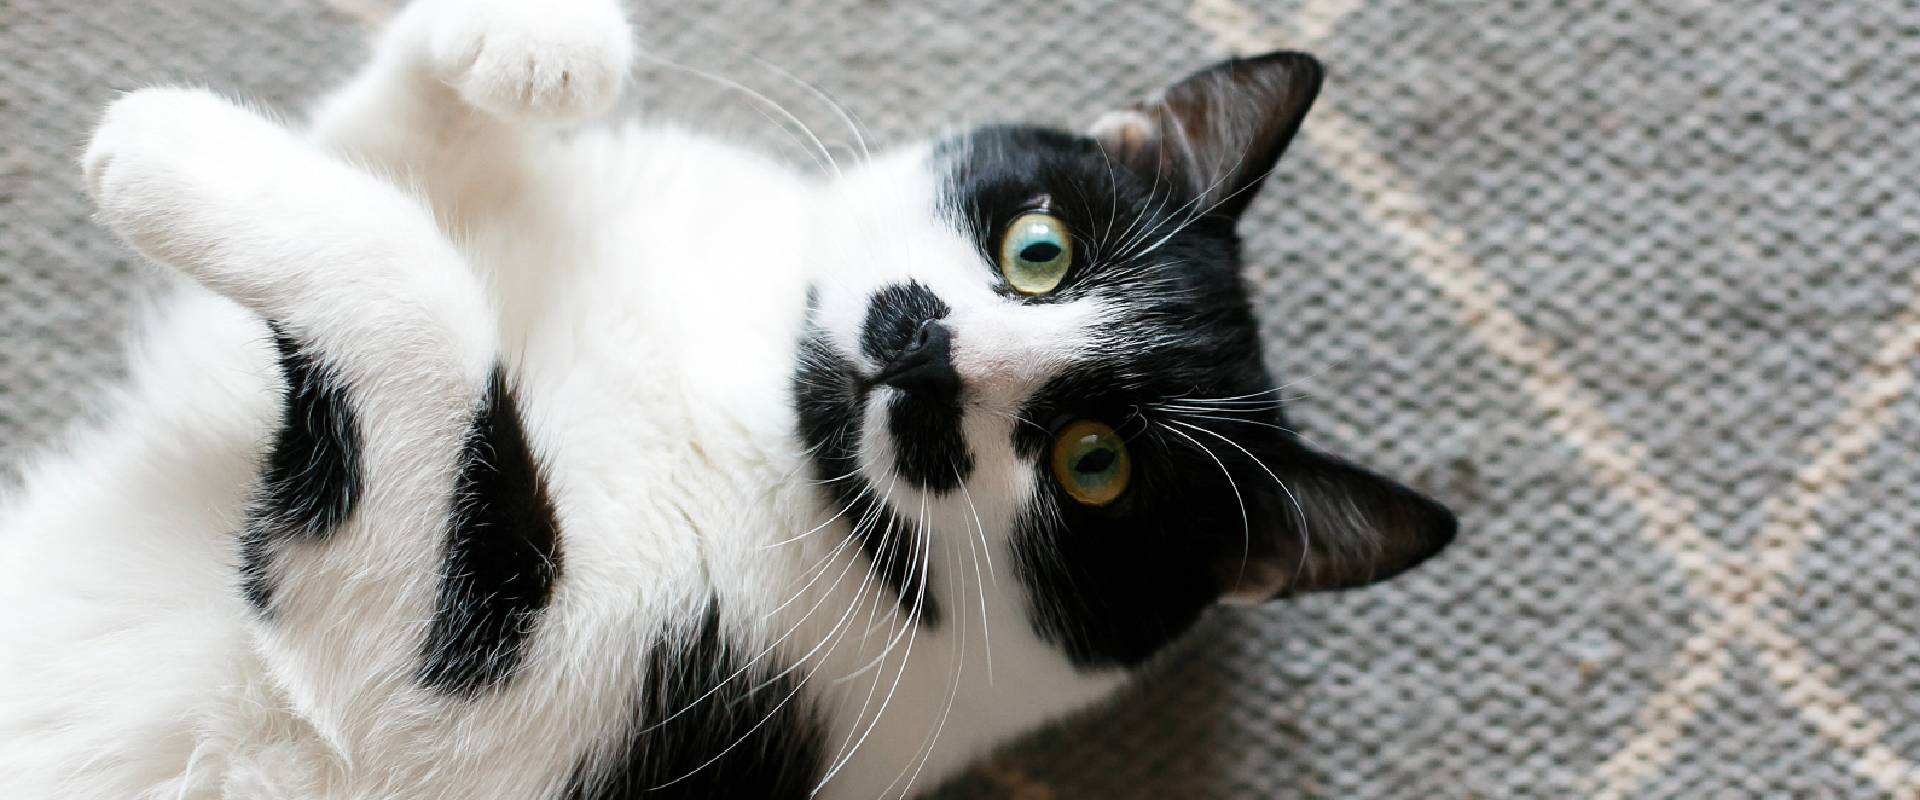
1221,447,1457,604
1090,51,1323,221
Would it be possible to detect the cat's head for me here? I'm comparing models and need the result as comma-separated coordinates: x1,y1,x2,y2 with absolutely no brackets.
794,52,1456,669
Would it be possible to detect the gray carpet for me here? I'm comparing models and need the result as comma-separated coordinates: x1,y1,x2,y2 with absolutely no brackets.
5,0,1919,797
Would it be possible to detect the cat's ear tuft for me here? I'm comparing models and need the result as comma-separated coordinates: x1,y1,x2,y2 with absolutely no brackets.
1090,51,1323,221
1221,449,1456,603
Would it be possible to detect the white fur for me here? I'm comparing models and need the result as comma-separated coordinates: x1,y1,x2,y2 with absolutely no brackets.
0,1,1128,797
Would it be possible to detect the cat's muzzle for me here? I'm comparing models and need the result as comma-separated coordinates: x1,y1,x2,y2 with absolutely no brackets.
870,319,959,404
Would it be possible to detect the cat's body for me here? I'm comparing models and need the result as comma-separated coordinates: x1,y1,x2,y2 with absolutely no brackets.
0,132,1065,800
0,1,1456,797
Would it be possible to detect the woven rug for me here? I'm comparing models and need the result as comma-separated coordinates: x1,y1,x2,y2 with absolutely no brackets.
4,1,1917,796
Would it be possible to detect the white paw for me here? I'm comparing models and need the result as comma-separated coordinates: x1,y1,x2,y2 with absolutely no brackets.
82,88,281,273
427,0,635,124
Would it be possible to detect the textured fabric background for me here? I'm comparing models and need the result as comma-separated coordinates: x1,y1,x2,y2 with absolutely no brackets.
4,0,1918,797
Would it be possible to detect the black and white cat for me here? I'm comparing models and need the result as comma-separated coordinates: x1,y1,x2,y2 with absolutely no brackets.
0,0,1456,797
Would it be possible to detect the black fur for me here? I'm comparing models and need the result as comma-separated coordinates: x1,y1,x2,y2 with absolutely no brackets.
793,315,943,627
860,280,950,366
940,127,1275,665
419,367,564,695
938,124,1455,667
884,388,971,495
565,600,828,799
1095,52,1324,221
240,325,363,610
862,281,971,493
787,55,1451,670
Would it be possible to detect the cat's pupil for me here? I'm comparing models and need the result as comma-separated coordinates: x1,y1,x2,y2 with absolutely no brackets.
1020,242,1062,263
1074,448,1115,475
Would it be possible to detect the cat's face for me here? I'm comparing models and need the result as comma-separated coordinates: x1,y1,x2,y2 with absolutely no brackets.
794,53,1456,668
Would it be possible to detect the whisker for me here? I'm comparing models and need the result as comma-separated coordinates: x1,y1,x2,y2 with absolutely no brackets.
1155,420,1251,590
1155,395,1305,409
645,663,813,791
640,490,896,789
953,461,995,683
972,405,1051,437
1132,146,1305,262
640,477,893,735
1118,147,1249,261
739,52,871,165
1106,149,1169,261
1151,408,1312,439
1094,141,1122,264
1164,384,1301,404
1162,418,1313,589
813,477,918,783
1160,399,1276,411
1112,173,1184,262
748,500,896,694
632,51,841,178
760,476,869,548
883,516,968,799
814,485,935,795
646,480,913,792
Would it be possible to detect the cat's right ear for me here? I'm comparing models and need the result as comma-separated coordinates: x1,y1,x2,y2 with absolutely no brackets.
1090,51,1323,222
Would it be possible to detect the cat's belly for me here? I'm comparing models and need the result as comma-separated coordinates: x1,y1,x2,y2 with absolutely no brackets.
0,126,1115,797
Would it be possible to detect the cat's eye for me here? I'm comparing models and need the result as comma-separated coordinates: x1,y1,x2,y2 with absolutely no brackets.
1050,420,1131,507
999,212,1074,295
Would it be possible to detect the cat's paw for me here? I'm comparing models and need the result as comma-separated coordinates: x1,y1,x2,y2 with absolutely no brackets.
427,0,635,125
82,88,278,273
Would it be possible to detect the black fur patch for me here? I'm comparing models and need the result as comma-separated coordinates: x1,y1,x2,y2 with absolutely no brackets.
564,601,828,799
861,281,972,494
939,127,1273,666
419,367,563,695
883,391,971,495
859,281,950,365
793,317,943,627
935,126,1454,668
1009,367,1270,668
240,325,362,610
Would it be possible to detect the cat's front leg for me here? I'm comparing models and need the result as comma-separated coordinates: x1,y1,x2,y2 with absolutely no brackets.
310,0,635,226
85,89,561,768
86,89,496,367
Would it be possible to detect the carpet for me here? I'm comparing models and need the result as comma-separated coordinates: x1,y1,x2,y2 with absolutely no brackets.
3,0,1917,796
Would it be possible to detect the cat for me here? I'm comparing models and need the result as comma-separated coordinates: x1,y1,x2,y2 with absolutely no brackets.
0,0,1457,797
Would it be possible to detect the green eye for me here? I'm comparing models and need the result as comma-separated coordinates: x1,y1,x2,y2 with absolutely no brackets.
999,212,1074,295
1050,420,1131,507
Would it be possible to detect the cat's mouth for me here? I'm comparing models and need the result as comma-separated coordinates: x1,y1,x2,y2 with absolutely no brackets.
841,281,975,493
856,322,973,494
793,298,975,499
791,317,951,628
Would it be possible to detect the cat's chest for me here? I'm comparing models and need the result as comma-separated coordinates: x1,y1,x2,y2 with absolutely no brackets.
420,126,831,627
511,302,810,571
501,273,817,605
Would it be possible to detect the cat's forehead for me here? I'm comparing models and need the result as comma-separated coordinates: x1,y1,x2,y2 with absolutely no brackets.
813,124,1279,412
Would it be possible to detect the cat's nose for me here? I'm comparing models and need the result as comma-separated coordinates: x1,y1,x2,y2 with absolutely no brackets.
873,319,959,402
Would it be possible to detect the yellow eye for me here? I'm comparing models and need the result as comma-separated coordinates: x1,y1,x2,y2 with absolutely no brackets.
1050,420,1131,507
999,212,1073,295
